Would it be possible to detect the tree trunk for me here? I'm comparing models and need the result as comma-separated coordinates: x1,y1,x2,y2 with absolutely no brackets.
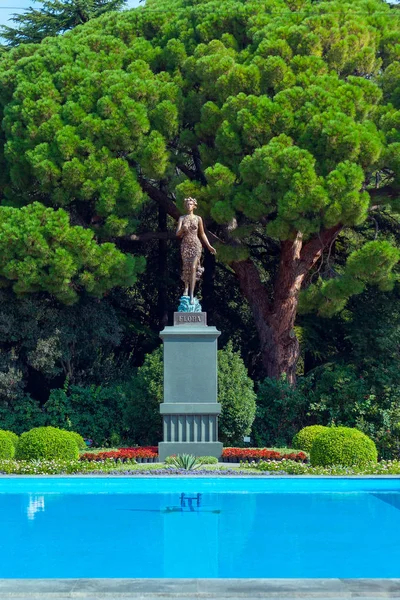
157,205,169,330
232,226,341,384
201,251,216,319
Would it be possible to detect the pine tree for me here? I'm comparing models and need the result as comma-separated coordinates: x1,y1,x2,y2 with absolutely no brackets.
1,0,127,47
1,0,400,382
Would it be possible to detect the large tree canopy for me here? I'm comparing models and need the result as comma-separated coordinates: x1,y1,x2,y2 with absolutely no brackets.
1,0,400,381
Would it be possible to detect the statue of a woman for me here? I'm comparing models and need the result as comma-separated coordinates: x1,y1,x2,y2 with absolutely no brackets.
176,197,216,305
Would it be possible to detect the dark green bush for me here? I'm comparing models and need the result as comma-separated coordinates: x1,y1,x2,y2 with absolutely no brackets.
218,342,256,446
15,426,79,460
0,395,46,435
292,425,328,452
0,431,15,459
45,384,129,447
124,348,163,446
300,364,371,428
252,376,309,447
310,427,378,467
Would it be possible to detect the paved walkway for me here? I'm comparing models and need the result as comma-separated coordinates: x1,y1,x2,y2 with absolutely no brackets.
1,579,400,599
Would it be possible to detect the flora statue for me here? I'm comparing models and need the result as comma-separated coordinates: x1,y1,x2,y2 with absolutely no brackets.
176,197,216,310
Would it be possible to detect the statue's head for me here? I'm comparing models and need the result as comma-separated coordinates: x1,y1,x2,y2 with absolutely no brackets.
184,197,197,212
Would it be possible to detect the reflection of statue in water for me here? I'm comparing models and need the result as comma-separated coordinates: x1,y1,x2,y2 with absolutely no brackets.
176,197,216,306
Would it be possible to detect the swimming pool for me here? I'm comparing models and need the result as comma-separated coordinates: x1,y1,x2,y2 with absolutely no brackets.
1,477,399,579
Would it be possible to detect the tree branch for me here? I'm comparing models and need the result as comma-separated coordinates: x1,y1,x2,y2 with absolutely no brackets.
139,178,181,220
298,224,342,275
367,186,398,201
176,163,198,181
193,147,207,185
129,231,176,242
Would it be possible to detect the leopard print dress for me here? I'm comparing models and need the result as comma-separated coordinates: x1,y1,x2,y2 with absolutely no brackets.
180,215,204,284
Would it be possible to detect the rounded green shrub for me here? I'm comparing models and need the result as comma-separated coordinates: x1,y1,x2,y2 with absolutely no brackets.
0,431,15,459
198,456,218,465
292,425,328,452
310,427,378,467
15,426,79,460
1,430,19,450
65,431,86,451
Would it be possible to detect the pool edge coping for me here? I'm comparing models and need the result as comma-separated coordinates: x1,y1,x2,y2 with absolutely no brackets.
0,474,400,478
0,578,400,598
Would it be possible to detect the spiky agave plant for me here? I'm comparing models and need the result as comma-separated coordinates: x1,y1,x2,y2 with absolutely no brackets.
168,454,202,470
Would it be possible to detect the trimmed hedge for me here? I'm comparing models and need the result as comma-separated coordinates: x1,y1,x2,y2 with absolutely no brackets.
310,427,378,467
292,425,328,452
65,431,86,451
0,431,15,459
15,426,79,460
1,430,19,450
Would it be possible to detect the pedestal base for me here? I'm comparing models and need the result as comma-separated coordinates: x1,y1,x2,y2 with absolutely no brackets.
158,318,223,462
159,442,223,462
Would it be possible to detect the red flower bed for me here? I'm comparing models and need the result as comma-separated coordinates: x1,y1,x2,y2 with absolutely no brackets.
80,446,306,464
221,448,307,462
80,447,158,462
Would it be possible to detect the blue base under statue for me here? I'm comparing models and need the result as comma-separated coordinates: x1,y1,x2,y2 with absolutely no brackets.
178,295,202,313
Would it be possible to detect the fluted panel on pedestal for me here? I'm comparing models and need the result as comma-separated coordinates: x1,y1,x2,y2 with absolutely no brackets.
163,414,218,443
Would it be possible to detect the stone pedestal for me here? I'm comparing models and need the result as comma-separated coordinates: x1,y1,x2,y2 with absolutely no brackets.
158,314,223,461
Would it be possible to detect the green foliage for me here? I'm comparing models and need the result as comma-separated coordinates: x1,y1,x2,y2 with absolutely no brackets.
1,456,400,476
258,361,400,460
124,343,255,446
252,376,308,448
292,425,328,452
124,347,163,446
0,395,46,435
0,431,15,458
256,285,400,458
0,289,127,392
0,0,400,403
299,242,400,317
0,457,138,474
299,349,400,460
45,384,129,447
217,341,256,445
301,363,373,427
310,426,377,467
357,403,400,463
1,0,128,47
0,0,398,333
0,203,145,304
15,425,79,460
65,430,86,450
198,455,218,465
167,454,202,470
251,459,400,476
0,458,86,474
1,430,19,449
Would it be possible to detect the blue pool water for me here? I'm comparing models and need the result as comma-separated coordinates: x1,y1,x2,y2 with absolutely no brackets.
0,477,400,578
